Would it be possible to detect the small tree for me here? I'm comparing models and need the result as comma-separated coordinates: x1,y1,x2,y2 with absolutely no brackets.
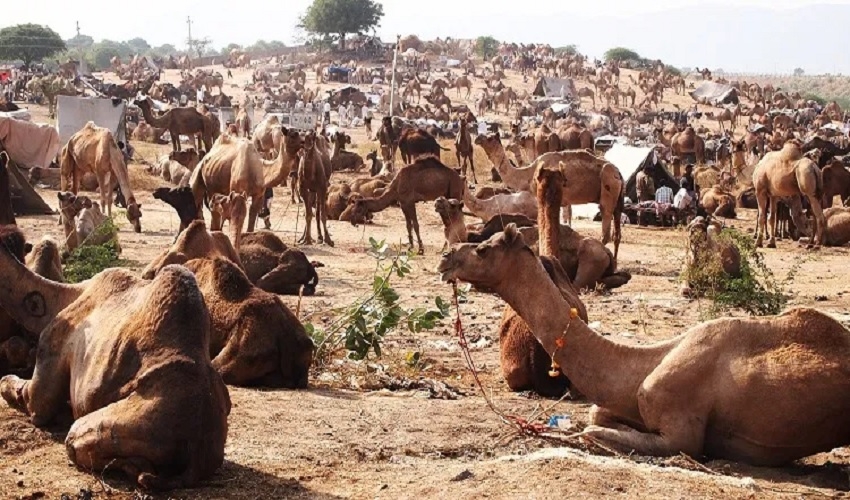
474,36,499,60
793,67,805,76
604,47,640,63
125,37,151,54
65,34,94,50
299,0,384,50
187,37,212,59
0,24,66,68
152,44,178,57
555,45,578,56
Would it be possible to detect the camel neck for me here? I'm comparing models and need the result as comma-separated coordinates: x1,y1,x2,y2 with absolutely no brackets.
538,177,561,258
0,245,84,334
365,188,397,212
497,258,676,421
263,144,294,188
140,103,164,128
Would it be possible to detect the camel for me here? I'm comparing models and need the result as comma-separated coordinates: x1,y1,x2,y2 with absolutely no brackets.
475,133,536,191
452,75,473,99
175,258,313,387
131,120,166,143
455,118,476,183
252,116,284,158
297,132,333,246
577,87,595,107
527,156,624,261
558,123,593,150
700,186,737,218
434,197,535,246
347,157,464,254
461,182,538,222
680,216,742,297
330,131,365,172
534,124,561,157
209,191,248,250
191,131,299,233
59,122,142,233
142,220,242,279
808,207,850,247
821,159,850,208
439,225,850,464
0,242,230,489
239,231,321,296
57,192,121,253
0,225,37,376
753,141,826,248
670,126,706,165
157,148,201,187
135,96,213,153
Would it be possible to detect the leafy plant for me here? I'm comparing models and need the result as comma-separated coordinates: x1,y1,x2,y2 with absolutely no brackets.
307,238,450,364
63,217,122,283
683,228,787,317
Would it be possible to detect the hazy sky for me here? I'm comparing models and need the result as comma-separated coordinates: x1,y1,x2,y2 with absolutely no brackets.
7,0,850,73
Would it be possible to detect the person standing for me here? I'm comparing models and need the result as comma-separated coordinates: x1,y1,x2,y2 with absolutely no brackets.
323,100,331,125
635,165,656,203
363,104,373,138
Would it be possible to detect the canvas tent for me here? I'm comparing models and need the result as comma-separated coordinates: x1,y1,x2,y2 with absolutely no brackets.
57,96,127,146
689,82,739,106
605,144,678,201
533,77,577,99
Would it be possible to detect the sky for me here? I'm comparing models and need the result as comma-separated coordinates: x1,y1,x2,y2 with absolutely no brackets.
7,0,850,73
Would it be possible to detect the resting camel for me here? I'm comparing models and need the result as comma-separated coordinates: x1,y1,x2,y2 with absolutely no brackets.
809,207,850,247
135,96,213,152
191,131,299,232
239,231,321,296
434,197,535,246
461,182,538,221
347,157,464,254
142,220,242,279
177,258,313,387
59,122,142,232
529,156,624,261
329,131,365,172
439,225,850,464
297,132,333,246
753,141,825,248
27,238,64,283
700,186,737,218
0,243,230,489
57,192,120,252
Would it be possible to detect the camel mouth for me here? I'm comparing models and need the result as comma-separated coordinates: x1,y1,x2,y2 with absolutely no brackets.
436,254,459,283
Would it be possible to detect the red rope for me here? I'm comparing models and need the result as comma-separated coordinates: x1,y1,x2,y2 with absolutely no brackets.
452,283,547,436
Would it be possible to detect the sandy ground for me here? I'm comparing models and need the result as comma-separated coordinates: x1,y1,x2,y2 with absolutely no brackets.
2,64,850,499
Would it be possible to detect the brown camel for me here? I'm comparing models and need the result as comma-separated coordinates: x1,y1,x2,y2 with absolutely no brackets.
239,231,321,296
135,96,213,152
347,157,464,254
0,243,230,489
821,159,850,208
434,197,535,246
297,132,333,246
670,126,706,164
57,192,121,252
528,156,624,261
452,74,473,99
753,141,825,247
534,124,561,157
577,87,595,107
816,207,850,246
439,225,850,465
59,122,142,232
330,131,365,172
191,131,299,233
178,258,313,387
475,133,536,191
700,186,737,218
26,237,63,283
558,123,593,150
209,191,248,250
455,117,476,183
142,220,242,278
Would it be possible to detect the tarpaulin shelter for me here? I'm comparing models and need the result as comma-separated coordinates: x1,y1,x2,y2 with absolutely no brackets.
689,82,739,106
533,77,577,99
605,144,678,201
57,96,127,146
0,117,56,214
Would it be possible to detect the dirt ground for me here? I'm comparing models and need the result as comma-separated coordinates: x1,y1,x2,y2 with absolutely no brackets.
2,64,850,499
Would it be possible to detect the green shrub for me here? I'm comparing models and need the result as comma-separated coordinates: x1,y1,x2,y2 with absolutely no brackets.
63,218,122,283
682,228,786,317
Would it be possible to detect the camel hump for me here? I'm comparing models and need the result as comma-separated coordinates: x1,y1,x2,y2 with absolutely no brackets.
144,264,209,343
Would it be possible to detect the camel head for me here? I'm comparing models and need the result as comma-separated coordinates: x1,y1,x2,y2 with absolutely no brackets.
434,196,462,224
437,224,534,289
474,132,501,151
57,191,90,220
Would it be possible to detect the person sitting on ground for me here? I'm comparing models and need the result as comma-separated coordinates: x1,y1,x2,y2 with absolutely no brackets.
655,184,674,205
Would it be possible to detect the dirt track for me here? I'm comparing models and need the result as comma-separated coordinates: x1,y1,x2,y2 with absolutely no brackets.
2,65,850,499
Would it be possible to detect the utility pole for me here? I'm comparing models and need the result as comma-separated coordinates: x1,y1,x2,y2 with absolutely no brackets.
389,35,400,117
75,21,80,37
186,16,193,53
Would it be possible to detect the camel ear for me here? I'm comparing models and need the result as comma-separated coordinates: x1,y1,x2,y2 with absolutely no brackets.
502,223,523,247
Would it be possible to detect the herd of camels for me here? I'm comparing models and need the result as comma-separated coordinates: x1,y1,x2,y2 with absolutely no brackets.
2,47,850,493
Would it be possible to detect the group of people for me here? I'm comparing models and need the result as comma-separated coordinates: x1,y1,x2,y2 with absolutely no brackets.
634,158,699,226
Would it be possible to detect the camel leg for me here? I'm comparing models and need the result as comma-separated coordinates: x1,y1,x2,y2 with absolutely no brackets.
319,192,334,247
468,153,478,184
0,342,71,427
246,195,262,233
767,196,779,248
582,418,704,458
600,208,612,245
402,203,424,255
210,210,223,232
400,203,416,252
99,172,112,218
299,192,314,245
315,193,325,245
807,196,826,247
754,191,769,247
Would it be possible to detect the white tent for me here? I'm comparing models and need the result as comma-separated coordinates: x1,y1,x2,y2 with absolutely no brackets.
57,96,127,145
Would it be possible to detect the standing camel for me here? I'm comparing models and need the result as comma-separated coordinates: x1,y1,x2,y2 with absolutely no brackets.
346,157,463,254
753,141,825,248
453,75,473,99
135,96,213,152
454,117,476,183
297,132,333,246
59,122,142,232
